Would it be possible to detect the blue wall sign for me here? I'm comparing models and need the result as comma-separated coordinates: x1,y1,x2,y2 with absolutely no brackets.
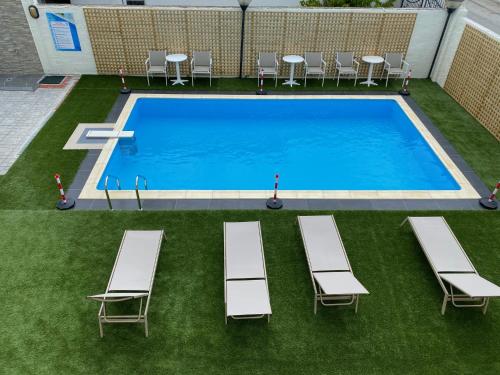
47,12,81,52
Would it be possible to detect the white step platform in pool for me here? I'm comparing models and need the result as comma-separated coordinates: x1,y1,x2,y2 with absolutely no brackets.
86,130,134,139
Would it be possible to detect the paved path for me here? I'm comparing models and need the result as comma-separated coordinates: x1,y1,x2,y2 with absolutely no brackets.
0,77,78,174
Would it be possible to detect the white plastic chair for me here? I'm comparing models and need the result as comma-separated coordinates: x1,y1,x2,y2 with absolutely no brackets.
335,52,359,87
257,52,279,87
191,51,212,87
304,52,327,87
383,53,410,87
145,51,168,86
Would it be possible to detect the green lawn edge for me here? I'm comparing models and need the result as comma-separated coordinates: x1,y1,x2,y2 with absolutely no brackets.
0,209,499,374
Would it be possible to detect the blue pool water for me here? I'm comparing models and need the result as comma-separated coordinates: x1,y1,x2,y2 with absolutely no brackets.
97,98,460,191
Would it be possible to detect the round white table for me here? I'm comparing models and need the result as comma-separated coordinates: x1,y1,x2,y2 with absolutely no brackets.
360,55,384,87
166,53,188,86
282,55,304,87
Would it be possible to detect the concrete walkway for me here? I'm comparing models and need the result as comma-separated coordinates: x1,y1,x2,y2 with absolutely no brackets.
0,76,78,175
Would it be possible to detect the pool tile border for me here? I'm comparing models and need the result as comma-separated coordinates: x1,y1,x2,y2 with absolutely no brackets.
69,90,489,211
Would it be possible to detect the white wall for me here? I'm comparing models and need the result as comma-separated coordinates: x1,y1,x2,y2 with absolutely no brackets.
405,8,447,78
21,2,448,77
22,0,97,75
430,5,468,86
71,0,124,5
71,0,239,5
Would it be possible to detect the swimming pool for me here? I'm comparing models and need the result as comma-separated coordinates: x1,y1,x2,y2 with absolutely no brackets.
81,94,478,199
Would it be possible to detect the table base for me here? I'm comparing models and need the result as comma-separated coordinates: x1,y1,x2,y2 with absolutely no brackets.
282,80,300,87
360,80,378,87
170,79,188,86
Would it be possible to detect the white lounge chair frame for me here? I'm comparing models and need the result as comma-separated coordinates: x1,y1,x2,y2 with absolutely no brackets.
224,221,272,324
298,215,369,314
383,52,410,87
401,217,500,315
304,52,326,87
145,51,168,86
257,52,279,88
191,51,212,87
335,52,359,87
87,230,166,337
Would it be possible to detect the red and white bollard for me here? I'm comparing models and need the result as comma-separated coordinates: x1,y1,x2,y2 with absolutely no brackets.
266,173,283,209
256,68,267,95
54,174,75,210
399,69,411,96
479,181,500,210
119,68,131,94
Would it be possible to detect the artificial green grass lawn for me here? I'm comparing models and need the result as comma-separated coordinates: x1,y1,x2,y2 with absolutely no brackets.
0,76,499,373
1,210,499,374
0,75,498,209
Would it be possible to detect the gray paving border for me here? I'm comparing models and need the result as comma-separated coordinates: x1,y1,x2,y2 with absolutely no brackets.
68,89,489,211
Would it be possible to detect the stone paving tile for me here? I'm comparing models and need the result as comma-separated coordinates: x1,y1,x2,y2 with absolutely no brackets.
0,77,78,175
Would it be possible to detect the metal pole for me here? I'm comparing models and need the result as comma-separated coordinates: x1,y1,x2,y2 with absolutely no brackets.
239,6,247,79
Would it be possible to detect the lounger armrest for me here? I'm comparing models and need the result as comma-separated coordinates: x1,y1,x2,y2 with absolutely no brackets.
384,60,391,70
354,59,360,72
335,59,341,68
87,292,149,303
321,59,327,69
145,57,150,68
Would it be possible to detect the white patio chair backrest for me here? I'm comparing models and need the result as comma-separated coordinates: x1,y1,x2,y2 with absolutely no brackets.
385,53,403,68
305,52,323,67
193,51,211,66
149,51,166,67
336,52,354,67
259,52,277,68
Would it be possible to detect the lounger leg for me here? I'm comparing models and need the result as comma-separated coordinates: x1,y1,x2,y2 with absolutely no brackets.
441,294,448,315
267,314,270,323
354,73,357,87
385,72,389,87
337,72,340,87
304,74,307,87
144,317,149,337
322,74,325,87
483,298,490,315
147,72,150,86
98,319,104,338
314,296,317,314
355,295,359,314
275,74,277,88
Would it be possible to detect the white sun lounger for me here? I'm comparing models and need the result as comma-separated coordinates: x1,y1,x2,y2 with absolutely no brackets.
298,215,369,314
86,130,134,139
224,221,272,324
401,216,500,315
87,230,165,337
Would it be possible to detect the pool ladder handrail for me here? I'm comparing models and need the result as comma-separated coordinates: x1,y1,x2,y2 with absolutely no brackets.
135,175,148,211
104,175,121,210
